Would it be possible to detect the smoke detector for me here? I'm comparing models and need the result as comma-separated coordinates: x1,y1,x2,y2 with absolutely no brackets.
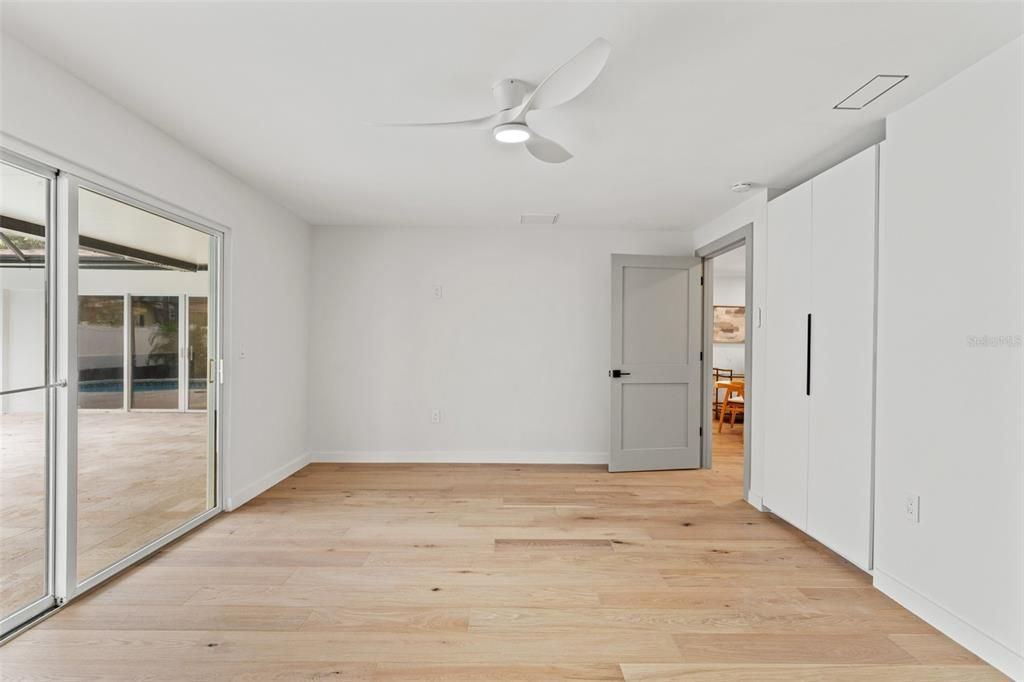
731,182,754,193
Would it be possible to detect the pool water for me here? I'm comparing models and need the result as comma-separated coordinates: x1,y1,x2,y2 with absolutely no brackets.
79,379,207,393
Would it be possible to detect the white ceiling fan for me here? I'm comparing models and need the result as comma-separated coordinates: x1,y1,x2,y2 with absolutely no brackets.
383,38,611,164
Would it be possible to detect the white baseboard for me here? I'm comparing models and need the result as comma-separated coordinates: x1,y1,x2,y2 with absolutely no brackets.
874,570,1024,680
225,451,310,511
311,450,608,465
745,489,765,511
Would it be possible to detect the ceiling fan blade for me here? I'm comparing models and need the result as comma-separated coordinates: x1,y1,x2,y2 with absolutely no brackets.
521,37,611,113
524,134,573,164
377,110,510,129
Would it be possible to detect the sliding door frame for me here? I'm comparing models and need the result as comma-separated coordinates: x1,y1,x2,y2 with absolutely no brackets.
63,174,225,597
0,149,59,636
0,140,228,638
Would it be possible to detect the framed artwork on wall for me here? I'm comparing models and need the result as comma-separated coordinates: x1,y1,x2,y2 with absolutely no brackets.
713,305,745,343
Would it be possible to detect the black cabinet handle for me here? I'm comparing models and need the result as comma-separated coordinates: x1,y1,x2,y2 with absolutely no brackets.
806,313,812,396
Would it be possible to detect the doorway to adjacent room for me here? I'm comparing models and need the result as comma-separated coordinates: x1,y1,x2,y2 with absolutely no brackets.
697,225,753,498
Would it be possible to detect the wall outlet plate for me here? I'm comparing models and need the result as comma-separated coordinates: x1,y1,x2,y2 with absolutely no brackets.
430,408,441,424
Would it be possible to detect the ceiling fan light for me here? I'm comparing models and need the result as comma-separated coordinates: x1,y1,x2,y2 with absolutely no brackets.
493,123,531,144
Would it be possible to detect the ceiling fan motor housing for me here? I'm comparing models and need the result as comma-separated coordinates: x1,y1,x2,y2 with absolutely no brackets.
492,78,528,110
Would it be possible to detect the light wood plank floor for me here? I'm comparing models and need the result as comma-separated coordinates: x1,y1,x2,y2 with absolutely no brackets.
0,427,1005,680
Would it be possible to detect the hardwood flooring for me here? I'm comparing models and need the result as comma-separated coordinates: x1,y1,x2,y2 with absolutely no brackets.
0,426,1005,680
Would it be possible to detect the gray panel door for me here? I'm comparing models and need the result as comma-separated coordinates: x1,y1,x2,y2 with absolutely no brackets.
610,254,702,472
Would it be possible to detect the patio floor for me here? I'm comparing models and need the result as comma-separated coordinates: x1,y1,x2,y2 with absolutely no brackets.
1,410,209,620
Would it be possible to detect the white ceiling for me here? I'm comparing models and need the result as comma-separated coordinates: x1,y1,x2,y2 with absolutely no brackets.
2,2,1021,231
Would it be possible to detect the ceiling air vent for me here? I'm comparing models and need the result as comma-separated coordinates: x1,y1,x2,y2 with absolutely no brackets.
834,74,908,110
520,213,559,225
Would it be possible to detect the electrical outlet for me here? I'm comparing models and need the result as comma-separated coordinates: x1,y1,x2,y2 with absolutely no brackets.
433,285,443,299
905,494,920,523
430,408,441,424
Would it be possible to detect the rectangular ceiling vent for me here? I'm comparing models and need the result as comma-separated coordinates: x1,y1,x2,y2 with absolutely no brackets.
520,213,559,225
834,74,908,110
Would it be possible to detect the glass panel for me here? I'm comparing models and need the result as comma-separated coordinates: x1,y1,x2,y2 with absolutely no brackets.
187,297,208,410
76,188,214,583
78,296,124,409
0,161,50,625
130,296,179,410
0,400,47,621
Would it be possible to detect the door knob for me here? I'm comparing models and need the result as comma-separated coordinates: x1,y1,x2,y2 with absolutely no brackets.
609,369,631,378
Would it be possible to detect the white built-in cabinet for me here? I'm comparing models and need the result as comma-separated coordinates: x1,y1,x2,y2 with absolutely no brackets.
764,145,878,570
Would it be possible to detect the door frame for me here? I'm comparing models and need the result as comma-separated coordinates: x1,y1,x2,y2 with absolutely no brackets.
0,141,228,641
0,149,60,637
60,173,225,598
695,223,754,499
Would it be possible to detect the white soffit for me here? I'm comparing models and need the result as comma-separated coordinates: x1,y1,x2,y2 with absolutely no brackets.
79,190,210,267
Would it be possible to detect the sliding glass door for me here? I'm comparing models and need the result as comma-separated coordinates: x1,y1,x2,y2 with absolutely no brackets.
187,297,208,411
0,149,223,637
78,296,125,409
74,185,219,586
0,158,56,634
129,295,179,410
77,294,209,414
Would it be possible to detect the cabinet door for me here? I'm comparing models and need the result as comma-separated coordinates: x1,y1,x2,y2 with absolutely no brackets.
763,182,813,529
807,146,877,569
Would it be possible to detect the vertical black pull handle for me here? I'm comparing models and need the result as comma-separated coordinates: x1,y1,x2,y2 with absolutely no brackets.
805,313,812,396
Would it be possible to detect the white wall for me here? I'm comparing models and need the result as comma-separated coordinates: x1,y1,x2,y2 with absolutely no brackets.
692,191,767,507
309,226,692,463
712,273,746,373
873,36,1023,679
0,36,313,509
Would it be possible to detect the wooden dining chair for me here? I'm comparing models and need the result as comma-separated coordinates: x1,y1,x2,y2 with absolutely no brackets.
718,381,745,432
712,368,734,418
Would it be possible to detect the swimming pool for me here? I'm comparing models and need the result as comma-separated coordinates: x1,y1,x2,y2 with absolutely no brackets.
79,379,207,393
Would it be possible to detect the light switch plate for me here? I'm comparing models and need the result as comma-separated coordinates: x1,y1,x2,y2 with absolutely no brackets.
905,494,920,523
